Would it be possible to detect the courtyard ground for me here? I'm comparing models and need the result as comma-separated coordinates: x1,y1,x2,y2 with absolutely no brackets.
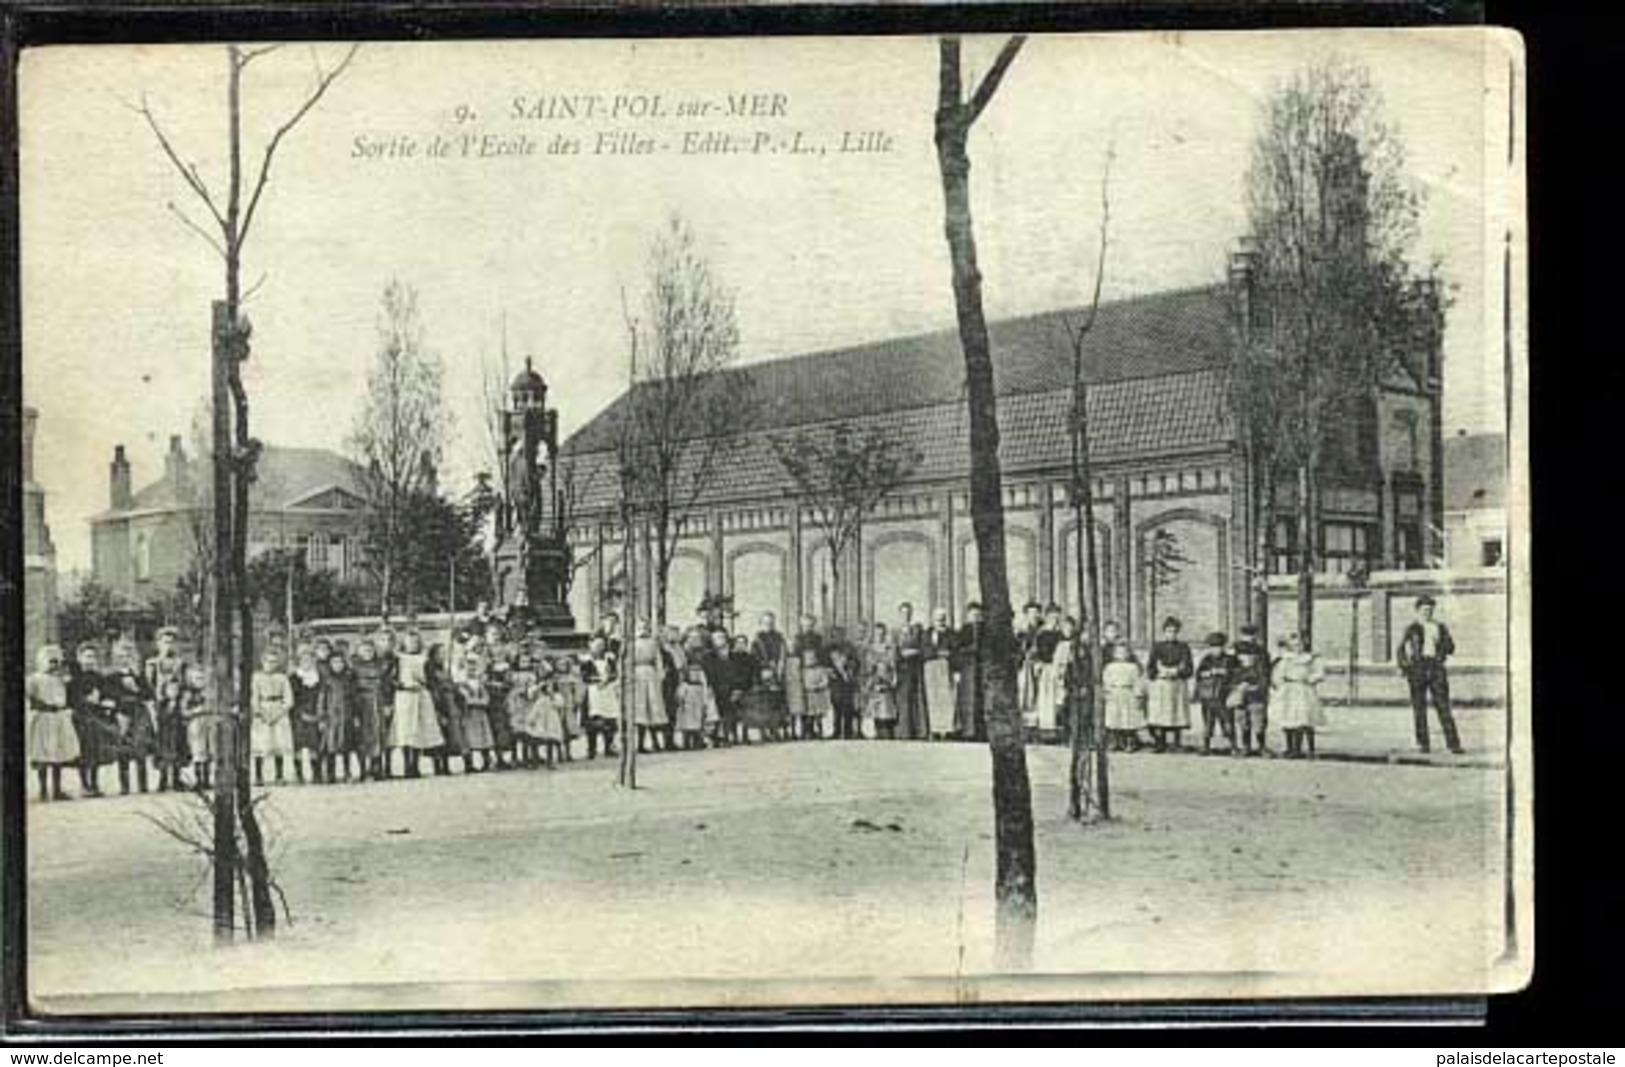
25,711,1519,1014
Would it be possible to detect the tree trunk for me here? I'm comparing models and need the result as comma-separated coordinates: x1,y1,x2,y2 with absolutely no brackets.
218,47,275,941
828,550,843,635
209,304,237,945
1079,399,1108,820
1254,450,1276,650
935,46,1037,971
1295,460,1315,646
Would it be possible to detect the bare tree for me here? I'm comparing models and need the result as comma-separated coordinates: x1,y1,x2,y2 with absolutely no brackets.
1056,143,1115,823
1237,54,1438,645
770,422,921,631
617,214,752,627
554,456,606,603
135,41,359,943
350,279,446,617
933,34,1036,972
479,321,516,549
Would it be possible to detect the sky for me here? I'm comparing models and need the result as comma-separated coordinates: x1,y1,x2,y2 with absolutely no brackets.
20,29,1520,572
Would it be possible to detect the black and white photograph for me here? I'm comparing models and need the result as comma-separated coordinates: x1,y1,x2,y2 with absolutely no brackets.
13,27,1528,1015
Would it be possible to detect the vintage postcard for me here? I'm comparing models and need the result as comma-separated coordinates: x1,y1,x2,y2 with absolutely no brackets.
15,27,1528,1017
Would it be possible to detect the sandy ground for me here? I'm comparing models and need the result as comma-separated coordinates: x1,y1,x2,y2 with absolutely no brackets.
24,740,1516,1013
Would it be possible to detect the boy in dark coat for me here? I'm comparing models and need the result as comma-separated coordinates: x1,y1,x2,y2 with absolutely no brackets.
1230,624,1271,757
827,638,860,740
1194,631,1238,755
145,627,190,791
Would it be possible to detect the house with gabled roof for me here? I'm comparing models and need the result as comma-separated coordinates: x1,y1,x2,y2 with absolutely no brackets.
90,435,371,607
559,265,1446,643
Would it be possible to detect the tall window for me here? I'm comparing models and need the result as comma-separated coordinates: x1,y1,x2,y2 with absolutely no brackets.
344,536,364,580
1322,522,1372,575
1397,525,1423,570
1393,409,1421,472
1271,520,1299,575
1480,537,1504,568
1274,520,1374,574
134,532,152,582
306,531,334,573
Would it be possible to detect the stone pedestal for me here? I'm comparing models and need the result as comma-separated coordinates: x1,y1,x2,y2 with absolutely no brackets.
494,536,577,639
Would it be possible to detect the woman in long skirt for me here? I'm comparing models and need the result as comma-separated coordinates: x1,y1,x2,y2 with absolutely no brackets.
426,643,464,776
484,646,515,770
27,645,80,801
67,645,115,798
1030,607,1066,739
581,638,620,760
630,622,668,754
1146,616,1194,752
1273,632,1327,758
922,610,956,740
351,639,391,780
389,630,444,778
952,603,986,742
107,642,157,795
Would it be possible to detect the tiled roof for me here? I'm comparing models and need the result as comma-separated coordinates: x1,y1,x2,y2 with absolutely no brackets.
1443,432,1506,513
566,369,1231,513
564,284,1234,455
97,446,366,520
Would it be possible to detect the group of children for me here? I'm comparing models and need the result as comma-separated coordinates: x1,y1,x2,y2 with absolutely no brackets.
24,606,1336,803
1098,616,1328,758
24,630,214,802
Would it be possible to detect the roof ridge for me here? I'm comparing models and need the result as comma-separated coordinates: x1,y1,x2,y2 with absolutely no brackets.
736,282,1227,375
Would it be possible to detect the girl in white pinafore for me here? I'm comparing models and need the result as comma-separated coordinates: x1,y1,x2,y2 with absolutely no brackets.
675,630,717,749
26,646,80,802
1102,641,1147,750
1272,632,1327,759
251,647,295,785
390,631,444,778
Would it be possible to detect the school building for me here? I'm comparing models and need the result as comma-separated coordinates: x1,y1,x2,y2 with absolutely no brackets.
558,253,1450,648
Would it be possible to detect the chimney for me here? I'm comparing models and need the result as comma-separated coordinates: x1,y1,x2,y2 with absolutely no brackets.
164,434,188,490
110,444,132,510
1229,236,1259,340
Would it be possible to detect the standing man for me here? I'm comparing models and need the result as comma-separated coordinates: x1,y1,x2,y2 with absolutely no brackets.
1397,595,1463,755
891,602,928,740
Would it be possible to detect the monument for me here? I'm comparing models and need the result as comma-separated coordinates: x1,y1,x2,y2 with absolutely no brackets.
491,358,577,636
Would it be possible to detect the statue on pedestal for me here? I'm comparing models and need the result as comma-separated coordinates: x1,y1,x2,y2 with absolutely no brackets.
492,358,576,634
